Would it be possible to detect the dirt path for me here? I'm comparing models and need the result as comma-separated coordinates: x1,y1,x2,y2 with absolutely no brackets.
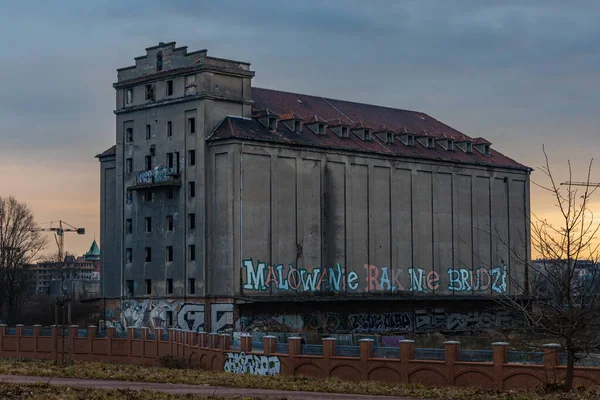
0,374,423,399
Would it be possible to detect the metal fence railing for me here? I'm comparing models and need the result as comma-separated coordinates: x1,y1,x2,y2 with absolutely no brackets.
507,350,545,364
275,343,289,354
460,349,494,362
414,348,445,361
373,346,400,359
301,344,322,355
560,353,600,367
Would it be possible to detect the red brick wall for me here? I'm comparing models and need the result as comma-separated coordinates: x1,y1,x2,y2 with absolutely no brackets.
1,325,598,390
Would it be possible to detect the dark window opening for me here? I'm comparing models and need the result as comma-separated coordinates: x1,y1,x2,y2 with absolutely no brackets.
146,125,151,140
167,278,173,294
318,124,325,135
341,126,348,137
189,150,196,166
189,245,196,261
126,248,132,263
188,117,196,134
166,311,173,326
167,188,174,199
484,144,490,155
166,215,173,231
294,120,301,132
189,181,195,198
145,247,152,262
145,84,155,100
167,121,172,137
166,80,173,96
126,158,133,173
408,135,415,146
448,141,454,151
126,128,133,143
166,246,173,262
145,217,152,232
145,279,152,294
364,130,371,140
126,219,132,235
145,155,152,171
188,213,196,230
188,278,196,294
126,280,134,296
466,142,472,153
167,152,174,168
268,117,277,130
144,191,152,202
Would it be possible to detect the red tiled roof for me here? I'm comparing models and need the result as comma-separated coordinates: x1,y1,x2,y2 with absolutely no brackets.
208,87,527,170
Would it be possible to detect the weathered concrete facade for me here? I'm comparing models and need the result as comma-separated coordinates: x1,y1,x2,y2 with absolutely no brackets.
98,42,531,335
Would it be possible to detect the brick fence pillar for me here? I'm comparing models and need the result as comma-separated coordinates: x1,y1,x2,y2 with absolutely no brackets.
322,337,336,358
15,325,24,353
263,335,276,355
543,343,561,384
492,342,509,390
288,337,302,357
209,333,219,349
88,326,97,356
33,325,41,355
241,334,252,353
399,339,415,384
107,326,115,356
444,341,460,385
220,334,231,351
0,324,6,353
359,339,374,381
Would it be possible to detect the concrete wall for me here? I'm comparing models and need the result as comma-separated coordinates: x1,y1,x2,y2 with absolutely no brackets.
99,154,118,298
207,142,530,298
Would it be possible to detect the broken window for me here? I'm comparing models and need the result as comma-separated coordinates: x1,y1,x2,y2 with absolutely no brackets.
188,150,195,166
145,279,152,294
126,280,134,296
188,213,196,230
189,245,196,261
126,248,132,263
166,247,173,263
126,219,132,235
126,158,133,173
188,278,196,294
167,121,172,137
166,188,174,199
167,152,174,168
166,215,173,231
145,155,152,171
144,191,153,202
166,80,173,96
145,217,152,233
189,181,195,198
185,75,196,95
145,247,152,262
188,117,196,134
126,128,133,143
145,84,155,101
146,125,151,140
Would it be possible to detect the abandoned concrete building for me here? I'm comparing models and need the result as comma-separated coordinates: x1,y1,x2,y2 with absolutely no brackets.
97,42,531,338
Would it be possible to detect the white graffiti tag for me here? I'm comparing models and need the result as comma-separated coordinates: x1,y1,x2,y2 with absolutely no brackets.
224,352,281,376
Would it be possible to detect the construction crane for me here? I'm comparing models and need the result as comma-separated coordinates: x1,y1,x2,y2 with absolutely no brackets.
560,181,600,188
30,220,85,262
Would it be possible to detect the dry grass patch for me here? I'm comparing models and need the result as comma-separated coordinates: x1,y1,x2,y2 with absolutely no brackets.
0,358,598,399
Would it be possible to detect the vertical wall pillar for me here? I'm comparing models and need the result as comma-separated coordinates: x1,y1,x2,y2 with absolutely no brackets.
240,334,252,353
88,326,97,356
33,325,41,356
399,339,415,384
543,343,561,384
209,333,219,349
0,324,7,354
127,327,135,357
220,334,231,351
288,337,301,356
360,338,374,361
107,327,116,357
492,342,509,390
444,341,460,385
199,332,208,348
15,325,24,353
263,336,276,355
322,337,336,358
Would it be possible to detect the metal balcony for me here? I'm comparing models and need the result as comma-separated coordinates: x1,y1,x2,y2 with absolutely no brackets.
128,166,181,190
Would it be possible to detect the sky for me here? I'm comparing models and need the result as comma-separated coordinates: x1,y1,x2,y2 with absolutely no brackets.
1,1,599,258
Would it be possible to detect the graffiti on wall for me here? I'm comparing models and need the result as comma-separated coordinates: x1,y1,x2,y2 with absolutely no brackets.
211,303,234,332
119,300,205,332
242,259,508,294
224,352,280,376
238,308,512,334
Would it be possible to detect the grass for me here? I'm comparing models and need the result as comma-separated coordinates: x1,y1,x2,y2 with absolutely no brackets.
0,382,263,400
0,358,598,399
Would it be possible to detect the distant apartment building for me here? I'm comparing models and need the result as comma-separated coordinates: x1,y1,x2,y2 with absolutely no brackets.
32,240,101,299
98,42,531,335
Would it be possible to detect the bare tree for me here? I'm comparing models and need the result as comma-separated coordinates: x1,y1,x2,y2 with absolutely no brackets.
0,196,46,323
498,149,600,390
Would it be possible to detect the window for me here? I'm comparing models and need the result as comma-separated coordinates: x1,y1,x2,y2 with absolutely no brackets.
145,217,152,232
167,121,172,137
167,152,174,168
268,117,277,130
185,75,196,95
188,117,196,134
189,181,195,198
126,219,132,235
145,84,155,100
318,124,325,135
188,278,196,294
167,188,174,199
145,279,152,294
466,142,473,153
166,246,173,263
484,144,490,155
166,215,173,231
125,89,133,105
144,155,151,171
166,80,173,96
427,137,434,148
166,278,173,294
126,280,134,296
126,128,133,143
364,130,371,140
408,135,415,146
341,126,348,138
188,213,196,230
126,248,132,263
294,120,301,132
447,141,454,151
144,191,153,202
166,311,173,326
188,150,195,166
145,125,151,140
126,190,133,204
189,245,196,261
145,247,152,262
126,158,133,173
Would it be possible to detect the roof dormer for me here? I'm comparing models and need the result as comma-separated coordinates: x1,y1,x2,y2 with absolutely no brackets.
279,112,303,134
455,134,473,153
436,132,455,151
351,121,374,141
253,108,279,131
327,118,351,138
415,130,436,149
374,124,395,144
472,137,491,155
304,115,328,135
397,127,415,146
